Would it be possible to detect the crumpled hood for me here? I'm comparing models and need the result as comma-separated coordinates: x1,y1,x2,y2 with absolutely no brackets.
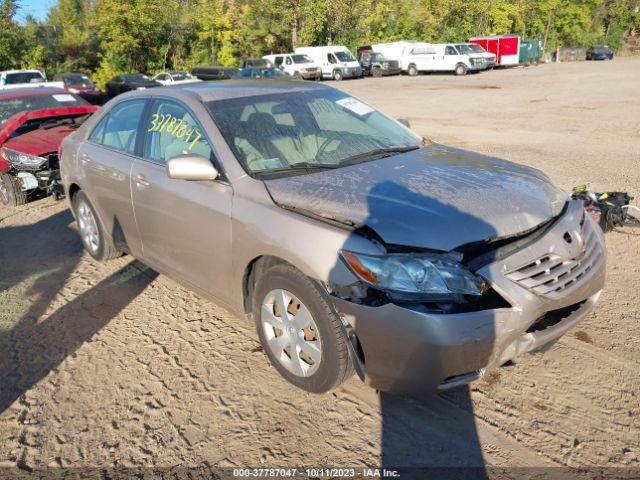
264,144,567,251
3,125,78,156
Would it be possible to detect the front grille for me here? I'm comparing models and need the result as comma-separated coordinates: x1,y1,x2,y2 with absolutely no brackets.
505,217,602,299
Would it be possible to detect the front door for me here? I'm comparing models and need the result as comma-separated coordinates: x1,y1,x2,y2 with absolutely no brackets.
130,98,233,300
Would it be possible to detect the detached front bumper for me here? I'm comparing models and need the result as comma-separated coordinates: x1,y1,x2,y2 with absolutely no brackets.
333,200,607,394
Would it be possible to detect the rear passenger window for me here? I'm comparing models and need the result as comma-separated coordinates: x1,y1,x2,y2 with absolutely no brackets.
144,100,213,164
100,99,146,154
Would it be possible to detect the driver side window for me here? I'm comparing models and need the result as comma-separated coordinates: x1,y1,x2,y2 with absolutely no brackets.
144,100,213,165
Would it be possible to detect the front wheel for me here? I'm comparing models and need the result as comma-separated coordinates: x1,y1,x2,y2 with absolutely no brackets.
455,63,468,76
253,264,354,393
72,191,122,261
407,64,418,76
0,173,28,207
333,69,343,81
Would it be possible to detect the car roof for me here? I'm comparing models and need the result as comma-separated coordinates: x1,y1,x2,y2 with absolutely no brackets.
1,69,43,75
0,87,68,100
121,79,332,103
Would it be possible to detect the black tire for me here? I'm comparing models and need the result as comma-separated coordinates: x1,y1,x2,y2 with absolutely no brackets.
72,190,122,261
372,67,382,78
252,263,355,393
0,173,28,207
293,71,301,79
454,63,468,76
407,64,418,76
333,69,343,81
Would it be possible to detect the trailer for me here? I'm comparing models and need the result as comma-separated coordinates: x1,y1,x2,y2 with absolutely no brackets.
469,35,520,67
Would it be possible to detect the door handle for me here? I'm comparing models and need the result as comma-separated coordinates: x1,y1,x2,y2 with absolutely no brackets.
135,174,150,188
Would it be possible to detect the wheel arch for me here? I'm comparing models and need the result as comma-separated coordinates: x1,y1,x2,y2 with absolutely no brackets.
242,255,292,314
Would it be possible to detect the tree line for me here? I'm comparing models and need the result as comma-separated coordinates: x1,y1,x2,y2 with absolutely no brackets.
1,0,639,87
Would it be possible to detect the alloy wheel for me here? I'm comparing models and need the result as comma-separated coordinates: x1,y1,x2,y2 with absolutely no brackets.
77,200,100,254
261,289,322,377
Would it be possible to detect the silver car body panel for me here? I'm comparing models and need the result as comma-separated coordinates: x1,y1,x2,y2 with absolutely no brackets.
60,81,606,393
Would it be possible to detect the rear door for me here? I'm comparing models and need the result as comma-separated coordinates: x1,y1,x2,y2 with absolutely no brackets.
78,98,148,255
130,97,233,298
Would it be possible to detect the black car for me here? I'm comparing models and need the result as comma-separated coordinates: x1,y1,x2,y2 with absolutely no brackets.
105,74,161,99
232,67,289,79
53,72,103,104
190,66,239,81
586,45,614,61
356,47,401,77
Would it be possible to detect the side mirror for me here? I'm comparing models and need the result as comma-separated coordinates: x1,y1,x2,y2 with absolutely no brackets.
166,155,219,181
397,118,411,129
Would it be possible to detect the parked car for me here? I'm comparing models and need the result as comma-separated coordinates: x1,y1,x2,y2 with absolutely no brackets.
242,59,272,68
295,46,362,80
0,87,97,205
355,47,402,77
105,74,161,99
373,41,486,75
0,70,63,90
262,53,321,80
53,72,103,104
469,35,521,67
232,67,289,79
586,45,614,61
190,66,239,81
152,71,201,86
60,80,606,395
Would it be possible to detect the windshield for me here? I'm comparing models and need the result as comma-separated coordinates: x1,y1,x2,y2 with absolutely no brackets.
370,53,385,62
5,72,45,85
207,89,421,178
170,71,189,80
64,74,94,86
235,68,286,79
335,51,356,62
291,55,313,64
455,44,483,54
0,93,86,124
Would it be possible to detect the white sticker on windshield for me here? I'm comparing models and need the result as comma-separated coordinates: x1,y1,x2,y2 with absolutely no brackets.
52,94,76,103
336,97,374,116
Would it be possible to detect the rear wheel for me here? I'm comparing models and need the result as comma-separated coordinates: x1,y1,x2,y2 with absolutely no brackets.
72,191,122,261
0,173,28,207
455,63,468,76
333,69,343,81
253,264,354,393
372,67,382,78
407,64,418,76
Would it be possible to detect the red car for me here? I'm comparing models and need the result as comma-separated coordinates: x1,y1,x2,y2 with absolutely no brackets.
0,87,98,206
469,35,521,67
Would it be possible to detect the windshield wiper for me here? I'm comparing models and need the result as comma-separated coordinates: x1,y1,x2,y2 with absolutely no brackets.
257,162,338,177
339,146,420,166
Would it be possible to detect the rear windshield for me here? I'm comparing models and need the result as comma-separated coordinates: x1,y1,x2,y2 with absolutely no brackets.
0,94,86,124
335,51,356,62
4,72,45,85
64,74,94,86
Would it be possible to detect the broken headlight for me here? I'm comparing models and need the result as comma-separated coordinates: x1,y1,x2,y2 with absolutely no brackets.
340,251,488,302
0,148,48,169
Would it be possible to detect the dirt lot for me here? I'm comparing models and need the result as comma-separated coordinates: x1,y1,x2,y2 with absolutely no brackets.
1,58,639,475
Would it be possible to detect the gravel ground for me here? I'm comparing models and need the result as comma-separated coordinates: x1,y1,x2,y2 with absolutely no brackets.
0,58,639,475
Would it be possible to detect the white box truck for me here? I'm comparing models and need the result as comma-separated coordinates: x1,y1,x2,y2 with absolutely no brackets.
262,53,321,80
294,46,362,81
372,41,487,75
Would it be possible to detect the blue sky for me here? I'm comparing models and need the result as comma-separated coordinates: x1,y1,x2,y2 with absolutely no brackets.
16,0,57,22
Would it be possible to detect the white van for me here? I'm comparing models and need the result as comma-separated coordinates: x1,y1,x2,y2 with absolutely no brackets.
294,46,362,81
372,41,486,75
262,53,321,80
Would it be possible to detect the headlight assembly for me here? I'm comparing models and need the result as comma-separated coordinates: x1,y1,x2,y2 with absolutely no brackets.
340,250,488,302
0,148,48,169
